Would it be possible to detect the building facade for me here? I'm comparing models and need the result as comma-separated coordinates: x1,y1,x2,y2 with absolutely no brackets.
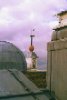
47,11,67,100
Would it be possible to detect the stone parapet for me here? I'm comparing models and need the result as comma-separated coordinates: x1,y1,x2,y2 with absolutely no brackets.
47,39,67,51
47,39,67,100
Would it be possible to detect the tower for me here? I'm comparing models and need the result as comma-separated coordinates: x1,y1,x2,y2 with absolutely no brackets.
29,30,38,69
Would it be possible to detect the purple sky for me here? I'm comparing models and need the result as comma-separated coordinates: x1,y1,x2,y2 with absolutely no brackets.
0,0,67,57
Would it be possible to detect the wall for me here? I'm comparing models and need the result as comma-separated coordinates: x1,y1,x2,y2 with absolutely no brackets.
47,39,67,100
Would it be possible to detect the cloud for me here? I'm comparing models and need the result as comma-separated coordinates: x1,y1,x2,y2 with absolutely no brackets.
0,0,66,57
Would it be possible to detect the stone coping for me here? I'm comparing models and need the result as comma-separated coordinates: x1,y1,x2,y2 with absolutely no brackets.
47,39,67,51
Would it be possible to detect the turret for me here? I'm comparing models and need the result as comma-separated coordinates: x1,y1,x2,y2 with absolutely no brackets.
28,30,38,70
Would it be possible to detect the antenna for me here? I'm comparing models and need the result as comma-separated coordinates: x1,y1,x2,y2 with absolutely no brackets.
29,29,35,52
30,35,35,46
30,29,35,45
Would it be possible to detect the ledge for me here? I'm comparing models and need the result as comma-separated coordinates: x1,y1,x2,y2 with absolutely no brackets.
47,39,67,51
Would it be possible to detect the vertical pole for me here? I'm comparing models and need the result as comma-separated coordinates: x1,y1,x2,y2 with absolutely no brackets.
30,35,35,46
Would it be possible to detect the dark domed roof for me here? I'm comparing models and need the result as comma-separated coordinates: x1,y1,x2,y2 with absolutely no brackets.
0,41,27,71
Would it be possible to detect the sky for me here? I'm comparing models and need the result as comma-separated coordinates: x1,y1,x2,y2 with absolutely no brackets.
0,0,67,58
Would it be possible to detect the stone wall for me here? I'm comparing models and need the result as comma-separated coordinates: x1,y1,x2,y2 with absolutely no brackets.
47,39,67,100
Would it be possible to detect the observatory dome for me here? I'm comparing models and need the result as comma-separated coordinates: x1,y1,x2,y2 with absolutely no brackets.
0,41,27,71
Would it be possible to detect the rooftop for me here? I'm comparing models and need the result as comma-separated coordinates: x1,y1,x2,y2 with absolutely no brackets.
0,69,51,100
0,41,27,71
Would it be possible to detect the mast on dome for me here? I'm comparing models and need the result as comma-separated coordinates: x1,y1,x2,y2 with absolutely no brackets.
29,29,35,52
28,29,38,70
